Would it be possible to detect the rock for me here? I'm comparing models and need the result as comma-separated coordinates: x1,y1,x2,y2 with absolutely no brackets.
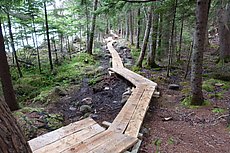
54,86,67,96
121,88,132,104
121,95,130,104
104,87,110,90
80,105,92,113
90,114,99,120
113,101,119,104
141,127,150,135
83,113,92,119
215,83,224,87
69,106,77,111
119,46,128,50
168,84,180,90
96,66,104,72
123,88,132,95
81,97,93,105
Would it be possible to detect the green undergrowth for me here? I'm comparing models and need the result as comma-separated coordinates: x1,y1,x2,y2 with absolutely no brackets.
130,47,140,64
11,53,99,106
212,108,226,114
202,78,230,100
181,96,210,108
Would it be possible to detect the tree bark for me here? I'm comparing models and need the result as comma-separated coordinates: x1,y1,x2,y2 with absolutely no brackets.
0,20,19,111
191,0,210,105
0,98,32,153
7,13,22,78
177,18,184,61
87,0,98,55
32,17,41,73
129,10,134,45
136,8,141,49
136,5,153,67
147,12,159,68
167,0,177,77
125,12,130,41
218,2,230,62
44,1,53,71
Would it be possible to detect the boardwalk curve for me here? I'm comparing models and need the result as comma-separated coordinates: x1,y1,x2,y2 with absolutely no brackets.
28,37,158,153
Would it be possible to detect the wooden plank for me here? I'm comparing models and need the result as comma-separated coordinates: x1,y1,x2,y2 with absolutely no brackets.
29,117,98,151
33,124,105,153
61,130,137,153
88,133,138,153
109,68,141,86
107,42,124,69
122,68,157,87
62,130,114,153
108,85,147,133
125,86,155,137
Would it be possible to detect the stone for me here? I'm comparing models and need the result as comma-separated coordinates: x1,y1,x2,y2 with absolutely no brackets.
215,83,224,87
104,87,110,90
168,84,180,90
54,86,67,96
81,97,93,105
121,95,130,104
80,105,92,113
140,127,150,135
69,106,77,111
121,88,132,104
123,88,132,95
90,114,99,120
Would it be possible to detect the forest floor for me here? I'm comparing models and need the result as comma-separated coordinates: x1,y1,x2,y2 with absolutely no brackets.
14,38,230,153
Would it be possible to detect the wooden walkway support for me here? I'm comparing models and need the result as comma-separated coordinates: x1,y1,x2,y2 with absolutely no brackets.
29,37,158,153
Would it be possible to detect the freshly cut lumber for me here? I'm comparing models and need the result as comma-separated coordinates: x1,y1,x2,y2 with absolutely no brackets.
125,86,155,137
33,124,104,153
62,130,138,153
108,85,147,133
29,117,104,152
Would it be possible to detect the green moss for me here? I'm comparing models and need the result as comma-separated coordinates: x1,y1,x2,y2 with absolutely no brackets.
208,92,224,99
212,108,225,114
11,52,99,106
181,96,210,108
46,114,64,130
202,78,230,92
131,66,141,73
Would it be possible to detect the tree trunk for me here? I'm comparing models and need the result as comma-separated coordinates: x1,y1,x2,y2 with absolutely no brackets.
0,20,19,111
67,36,71,60
218,3,230,62
32,17,41,73
136,8,141,49
125,12,130,41
7,13,22,78
0,98,32,153
147,12,159,68
129,11,134,45
191,0,210,105
167,0,177,77
44,1,53,71
158,13,163,51
60,33,64,59
87,0,98,55
85,2,90,49
177,18,184,61
136,5,153,67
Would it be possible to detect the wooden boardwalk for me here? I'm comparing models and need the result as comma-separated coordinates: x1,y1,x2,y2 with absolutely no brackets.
29,38,158,153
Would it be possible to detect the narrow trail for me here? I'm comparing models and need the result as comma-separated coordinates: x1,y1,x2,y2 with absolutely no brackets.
28,36,158,153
